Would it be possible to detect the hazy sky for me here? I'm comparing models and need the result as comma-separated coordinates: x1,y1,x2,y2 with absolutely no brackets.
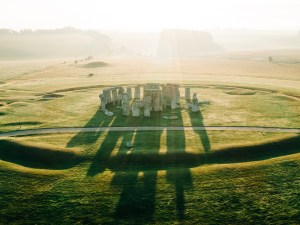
1,0,299,31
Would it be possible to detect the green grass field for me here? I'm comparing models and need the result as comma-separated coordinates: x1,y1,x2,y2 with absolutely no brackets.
0,54,300,224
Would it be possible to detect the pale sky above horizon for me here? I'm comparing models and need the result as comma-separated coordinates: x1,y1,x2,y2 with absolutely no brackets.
0,0,299,32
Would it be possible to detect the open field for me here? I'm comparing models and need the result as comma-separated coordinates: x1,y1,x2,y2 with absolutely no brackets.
0,59,67,82
0,53,300,224
0,82,299,132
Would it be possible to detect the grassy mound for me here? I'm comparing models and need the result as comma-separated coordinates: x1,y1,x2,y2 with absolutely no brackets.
81,61,109,68
225,89,257,95
87,136,300,174
9,102,28,107
42,93,64,99
3,121,42,127
0,139,83,169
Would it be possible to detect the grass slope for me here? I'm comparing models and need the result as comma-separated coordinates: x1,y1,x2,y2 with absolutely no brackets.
0,55,300,224
0,133,299,224
0,139,83,169
81,61,109,68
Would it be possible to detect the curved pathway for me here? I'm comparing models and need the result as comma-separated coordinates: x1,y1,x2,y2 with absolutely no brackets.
0,126,299,137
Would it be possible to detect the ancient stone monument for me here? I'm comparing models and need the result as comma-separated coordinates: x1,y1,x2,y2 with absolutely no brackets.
164,84,180,109
99,83,203,118
99,86,123,110
143,83,163,112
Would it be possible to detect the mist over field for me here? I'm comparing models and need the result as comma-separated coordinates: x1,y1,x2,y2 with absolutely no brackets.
0,27,299,59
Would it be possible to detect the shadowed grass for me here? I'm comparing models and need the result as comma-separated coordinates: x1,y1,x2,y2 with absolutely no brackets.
3,121,42,127
42,93,64,99
0,139,83,169
107,135,300,171
0,133,299,224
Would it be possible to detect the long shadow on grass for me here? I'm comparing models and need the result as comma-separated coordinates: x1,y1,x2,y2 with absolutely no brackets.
87,110,163,220
0,139,83,169
107,135,300,170
87,101,201,221
84,101,300,222
111,129,162,221
201,135,300,164
110,110,193,221
187,99,211,152
67,104,116,148
166,111,193,220
86,99,137,176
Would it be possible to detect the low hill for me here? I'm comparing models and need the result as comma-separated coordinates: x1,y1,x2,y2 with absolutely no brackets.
81,61,109,68
157,29,223,57
0,27,112,59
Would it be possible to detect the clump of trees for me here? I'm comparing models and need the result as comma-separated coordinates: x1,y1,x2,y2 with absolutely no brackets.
268,56,273,62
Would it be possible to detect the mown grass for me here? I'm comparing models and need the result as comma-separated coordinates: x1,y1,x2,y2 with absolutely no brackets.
0,134,300,224
0,130,299,224
0,56,299,132
0,85,299,133
0,56,300,224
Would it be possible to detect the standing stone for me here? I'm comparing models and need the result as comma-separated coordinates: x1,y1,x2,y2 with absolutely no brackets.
118,87,125,104
185,87,190,100
99,94,106,111
144,95,152,111
165,85,172,105
112,89,118,105
175,86,180,104
127,87,132,100
134,85,141,99
192,93,200,112
161,85,167,110
171,97,177,109
171,86,177,109
132,101,140,117
144,100,151,117
153,91,162,111
121,94,130,116
104,90,112,104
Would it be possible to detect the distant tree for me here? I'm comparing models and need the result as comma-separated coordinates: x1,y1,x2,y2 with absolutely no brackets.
268,56,273,63
85,56,93,60
20,29,33,34
0,29,15,34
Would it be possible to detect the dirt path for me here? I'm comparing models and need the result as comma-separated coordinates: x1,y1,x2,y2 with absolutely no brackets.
0,126,299,137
